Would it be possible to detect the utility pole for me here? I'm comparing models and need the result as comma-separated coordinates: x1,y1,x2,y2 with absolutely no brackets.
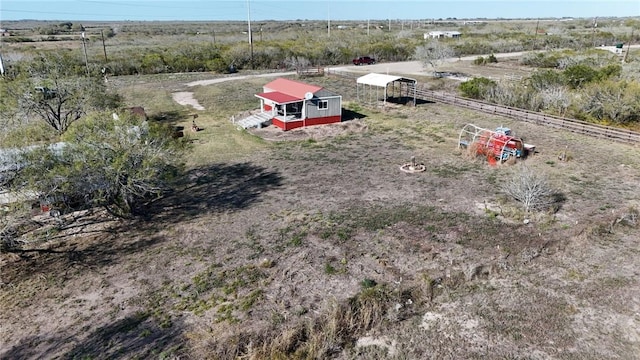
81,31,89,75
100,30,108,62
247,0,253,68
388,19,391,32
327,2,330,37
367,19,370,36
624,28,633,63
0,53,5,76
592,17,597,48
0,30,4,76
212,28,216,44
533,19,539,50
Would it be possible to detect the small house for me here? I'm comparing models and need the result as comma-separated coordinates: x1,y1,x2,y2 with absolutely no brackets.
255,78,342,131
424,31,461,39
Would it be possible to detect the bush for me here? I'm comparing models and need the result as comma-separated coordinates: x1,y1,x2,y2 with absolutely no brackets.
502,165,558,214
14,112,184,217
563,64,598,88
528,69,566,91
573,79,640,124
459,77,496,99
596,64,622,81
474,54,498,65
473,56,487,65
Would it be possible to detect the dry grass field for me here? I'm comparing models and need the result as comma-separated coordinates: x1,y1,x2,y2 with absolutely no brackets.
2,67,639,359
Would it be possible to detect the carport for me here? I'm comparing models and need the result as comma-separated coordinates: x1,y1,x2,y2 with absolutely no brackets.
356,73,417,107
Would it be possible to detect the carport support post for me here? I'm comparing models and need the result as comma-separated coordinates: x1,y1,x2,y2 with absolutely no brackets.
413,81,416,106
384,84,387,107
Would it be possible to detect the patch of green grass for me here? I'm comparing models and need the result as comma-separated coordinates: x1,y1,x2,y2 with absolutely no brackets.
277,226,308,247
215,303,238,323
568,175,581,182
192,263,224,293
431,163,477,178
239,289,263,311
336,227,354,241
289,231,306,247
360,278,377,289
179,264,268,319
324,263,337,275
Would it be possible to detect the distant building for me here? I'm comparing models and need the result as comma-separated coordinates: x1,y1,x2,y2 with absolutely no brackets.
0,29,11,37
424,31,461,39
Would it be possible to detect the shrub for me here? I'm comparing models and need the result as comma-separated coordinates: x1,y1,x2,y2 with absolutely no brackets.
473,56,487,65
501,165,558,214
528,69,566,91
596,64,622,81
574,79,640,124
459,77,496,99
563,64,598,88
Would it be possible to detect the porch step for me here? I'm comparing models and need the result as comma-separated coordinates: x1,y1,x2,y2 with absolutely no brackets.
235,112,272,129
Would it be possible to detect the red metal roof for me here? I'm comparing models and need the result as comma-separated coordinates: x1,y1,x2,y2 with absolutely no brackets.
263,78,323,99
255,91,301,104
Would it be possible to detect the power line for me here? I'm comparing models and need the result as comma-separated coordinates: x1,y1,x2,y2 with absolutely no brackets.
1,8,247,21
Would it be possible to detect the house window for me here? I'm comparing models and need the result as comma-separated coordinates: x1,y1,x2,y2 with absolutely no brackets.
318,100,328,110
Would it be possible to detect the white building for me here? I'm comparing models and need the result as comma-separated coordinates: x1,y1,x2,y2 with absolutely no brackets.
424,31,461,39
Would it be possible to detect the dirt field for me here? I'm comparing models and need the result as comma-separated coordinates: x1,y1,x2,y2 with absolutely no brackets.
1,72,640,359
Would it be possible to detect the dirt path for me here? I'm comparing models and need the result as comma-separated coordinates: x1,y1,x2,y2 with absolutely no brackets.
171,91,206,110
184,71,297,87
172,71,297,111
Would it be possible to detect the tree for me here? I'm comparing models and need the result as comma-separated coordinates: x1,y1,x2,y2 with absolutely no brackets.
414,40,455,75
284,55,310,71
15,112,184,218
12,53,121,134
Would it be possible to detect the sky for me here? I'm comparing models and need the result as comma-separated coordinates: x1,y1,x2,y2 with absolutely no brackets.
0,0,638,22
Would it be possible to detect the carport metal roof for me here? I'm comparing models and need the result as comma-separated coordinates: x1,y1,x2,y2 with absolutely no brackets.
356,73,407,87
356,73,417,106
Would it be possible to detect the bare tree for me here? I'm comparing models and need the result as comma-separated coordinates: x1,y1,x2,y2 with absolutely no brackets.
414,40,455,75
284,56,311,72
502,165,557,214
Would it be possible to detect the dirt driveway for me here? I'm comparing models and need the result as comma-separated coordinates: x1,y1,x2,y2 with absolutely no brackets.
328,51,529,78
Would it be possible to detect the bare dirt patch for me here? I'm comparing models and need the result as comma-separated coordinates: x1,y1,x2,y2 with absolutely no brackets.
248,119,368,142
171,91,205,110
